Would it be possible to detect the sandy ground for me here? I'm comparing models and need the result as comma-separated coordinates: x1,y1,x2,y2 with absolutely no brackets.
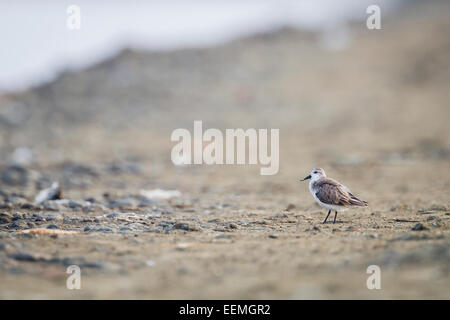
0,1,449,299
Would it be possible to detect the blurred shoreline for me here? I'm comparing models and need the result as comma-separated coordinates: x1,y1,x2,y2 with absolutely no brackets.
0,0,404,93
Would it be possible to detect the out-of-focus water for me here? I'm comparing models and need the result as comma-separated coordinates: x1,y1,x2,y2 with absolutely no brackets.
0,0,402,92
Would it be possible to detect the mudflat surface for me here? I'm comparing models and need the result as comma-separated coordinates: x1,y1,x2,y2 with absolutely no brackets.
0,1,449,299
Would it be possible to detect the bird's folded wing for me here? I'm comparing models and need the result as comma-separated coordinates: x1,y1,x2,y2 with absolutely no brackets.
314,179,353,206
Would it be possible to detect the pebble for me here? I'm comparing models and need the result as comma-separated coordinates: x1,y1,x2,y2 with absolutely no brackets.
0,212,13,224
9,220,28,229
8,252,39,262
285,203,296,211
411,223,428,231
268,234,278,239
174,222,200,232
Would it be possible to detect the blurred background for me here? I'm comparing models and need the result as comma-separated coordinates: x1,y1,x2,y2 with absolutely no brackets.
0,0,449,299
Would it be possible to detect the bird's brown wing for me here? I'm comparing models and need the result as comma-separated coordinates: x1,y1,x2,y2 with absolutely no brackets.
313,178,358,206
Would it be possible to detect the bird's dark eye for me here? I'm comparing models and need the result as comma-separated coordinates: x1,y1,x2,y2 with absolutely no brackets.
313,171,317,174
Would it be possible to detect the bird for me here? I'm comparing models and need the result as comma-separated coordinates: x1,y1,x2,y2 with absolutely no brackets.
300,168,368,224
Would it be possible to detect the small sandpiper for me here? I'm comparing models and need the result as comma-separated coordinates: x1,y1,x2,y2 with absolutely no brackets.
300,168,368,224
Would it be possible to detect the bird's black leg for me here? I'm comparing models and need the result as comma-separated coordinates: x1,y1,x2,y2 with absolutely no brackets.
333,211,338,224
322,209,331,224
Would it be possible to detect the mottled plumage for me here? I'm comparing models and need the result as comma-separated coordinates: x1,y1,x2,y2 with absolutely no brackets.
312,178,367,207
300,168,367,223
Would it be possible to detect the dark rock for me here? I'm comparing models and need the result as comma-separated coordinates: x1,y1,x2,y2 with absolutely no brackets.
0,212,13,224
85,197,96,203
174,222,200,231
268,234,278,239
105,212,119,219
12,212,23,220
9,220,28,229
32,212,45,221
20,203,36,209
431,221,442,228
8,252,38,262
412,223,428,231
47,224,59,229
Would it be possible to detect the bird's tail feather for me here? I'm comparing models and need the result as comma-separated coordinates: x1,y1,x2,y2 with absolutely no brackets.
349,198,368,206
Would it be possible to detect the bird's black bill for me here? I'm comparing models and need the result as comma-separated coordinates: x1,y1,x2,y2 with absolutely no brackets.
300,175,311,181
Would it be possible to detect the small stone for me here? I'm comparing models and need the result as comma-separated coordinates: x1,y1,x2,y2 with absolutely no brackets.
285,203,297,211
20,203,36,210
0,212,13,224
105,212,119,219
85,197,96,203
411,223,428,231
9,220,28,229
47,224,59,229
268,234,278,239
32,212,45,222
174,222,200,231
12,213,23,220
8,252,38,262
431,221,441,228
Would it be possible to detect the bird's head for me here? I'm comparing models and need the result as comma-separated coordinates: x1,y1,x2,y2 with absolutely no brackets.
300,168,326,182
